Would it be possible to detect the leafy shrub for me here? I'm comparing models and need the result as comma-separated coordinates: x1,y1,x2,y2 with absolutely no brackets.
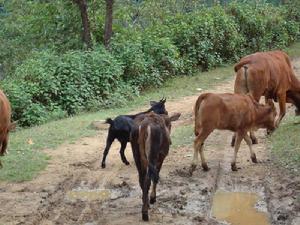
142,35,183,79
111,35,151,88
227,3,300,52
2,2,300,127
2,47,136,126
111,34,182,89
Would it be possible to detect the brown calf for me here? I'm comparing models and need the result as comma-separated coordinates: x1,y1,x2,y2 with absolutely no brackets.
233,50,300,145
130,112,180,221
0,90,15,168
192,93,276,172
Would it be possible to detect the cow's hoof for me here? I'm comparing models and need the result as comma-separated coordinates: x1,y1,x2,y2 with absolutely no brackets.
150,197,156,204
251,155,258,163
142,213,149,221
202,163,210,171
124,161,130,165
295,109,300,116
231,163,238,171
101,163,106,169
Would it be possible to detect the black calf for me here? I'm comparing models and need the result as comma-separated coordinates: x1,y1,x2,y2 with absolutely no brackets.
101,98,168,168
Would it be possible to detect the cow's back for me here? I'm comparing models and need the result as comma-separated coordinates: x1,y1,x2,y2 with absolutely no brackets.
234,51,295,99
196,93,255,131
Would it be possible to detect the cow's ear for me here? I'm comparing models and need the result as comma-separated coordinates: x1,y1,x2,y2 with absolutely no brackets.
150,101,157,106
170,113,181,122
9,122,17,132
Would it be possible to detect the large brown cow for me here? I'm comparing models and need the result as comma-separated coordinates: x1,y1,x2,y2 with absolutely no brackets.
0,89,15,168
233,50,300,145
191,93,276,173
130,112,180,221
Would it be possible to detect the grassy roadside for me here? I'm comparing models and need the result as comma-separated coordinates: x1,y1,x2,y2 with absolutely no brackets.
270,116,300,172
269,42,300,171
0,65,233,181
285,42,300,58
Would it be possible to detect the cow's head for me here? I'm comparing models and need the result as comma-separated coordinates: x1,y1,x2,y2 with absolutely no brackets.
150,97,168,115
264,99,277,134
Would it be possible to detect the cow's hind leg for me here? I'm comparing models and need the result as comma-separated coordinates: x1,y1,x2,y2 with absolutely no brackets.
231,131,245,171
232,131,257,147
231,134,236,147
150,158,163,204
142,173,151,221
250,131,258,144
244,134,257,163
119,140,130,165
191,128,212,173
101,130,115,168
276,92,287,127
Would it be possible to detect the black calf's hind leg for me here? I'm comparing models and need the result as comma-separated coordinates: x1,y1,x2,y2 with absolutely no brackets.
101,132,115,168
120,140,130,165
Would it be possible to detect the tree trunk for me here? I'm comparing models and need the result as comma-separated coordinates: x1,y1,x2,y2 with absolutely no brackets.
73,0,92,49
104,0,114,49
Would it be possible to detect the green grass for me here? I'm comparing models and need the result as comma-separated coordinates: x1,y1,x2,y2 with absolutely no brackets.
171,124,194,149
0,65,234,181
270,116,300,171
284,41,300,58
269,41,300,171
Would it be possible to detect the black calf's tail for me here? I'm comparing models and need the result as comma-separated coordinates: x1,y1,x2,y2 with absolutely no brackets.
148,163,159,183
105,118,114,125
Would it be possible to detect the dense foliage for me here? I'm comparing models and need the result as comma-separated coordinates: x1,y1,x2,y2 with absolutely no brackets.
0,0,299,126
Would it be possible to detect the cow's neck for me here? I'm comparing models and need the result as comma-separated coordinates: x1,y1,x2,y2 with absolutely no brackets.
254,107,270,128
290,72,300,92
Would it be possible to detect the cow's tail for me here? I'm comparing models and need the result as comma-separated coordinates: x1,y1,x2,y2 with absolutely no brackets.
243,65,249,93
139,125,160,184
235,60,250,93
194,93,209,136
234,58,251,72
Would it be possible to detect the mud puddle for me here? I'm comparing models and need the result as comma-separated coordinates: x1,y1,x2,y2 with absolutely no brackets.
66,180,135,202
211,191,269,225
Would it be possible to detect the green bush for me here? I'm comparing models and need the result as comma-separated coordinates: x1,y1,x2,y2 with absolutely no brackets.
227,3,300,52
155,7,245,72
1,47,136,126
2,2,299,127
111,35,152,88
111,34,182,89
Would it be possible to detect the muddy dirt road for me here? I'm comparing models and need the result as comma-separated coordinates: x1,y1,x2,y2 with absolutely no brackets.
1,60,300,225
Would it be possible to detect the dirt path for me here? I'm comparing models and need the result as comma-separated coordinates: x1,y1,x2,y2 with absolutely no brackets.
1,60,300,225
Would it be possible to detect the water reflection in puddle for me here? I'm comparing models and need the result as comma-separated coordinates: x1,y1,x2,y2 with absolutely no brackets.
212,191,269,225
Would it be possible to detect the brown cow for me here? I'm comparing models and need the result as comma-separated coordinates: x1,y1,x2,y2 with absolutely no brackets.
191,93,276,173
233,50,300,145
130,112,181,221
0,89,15,168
